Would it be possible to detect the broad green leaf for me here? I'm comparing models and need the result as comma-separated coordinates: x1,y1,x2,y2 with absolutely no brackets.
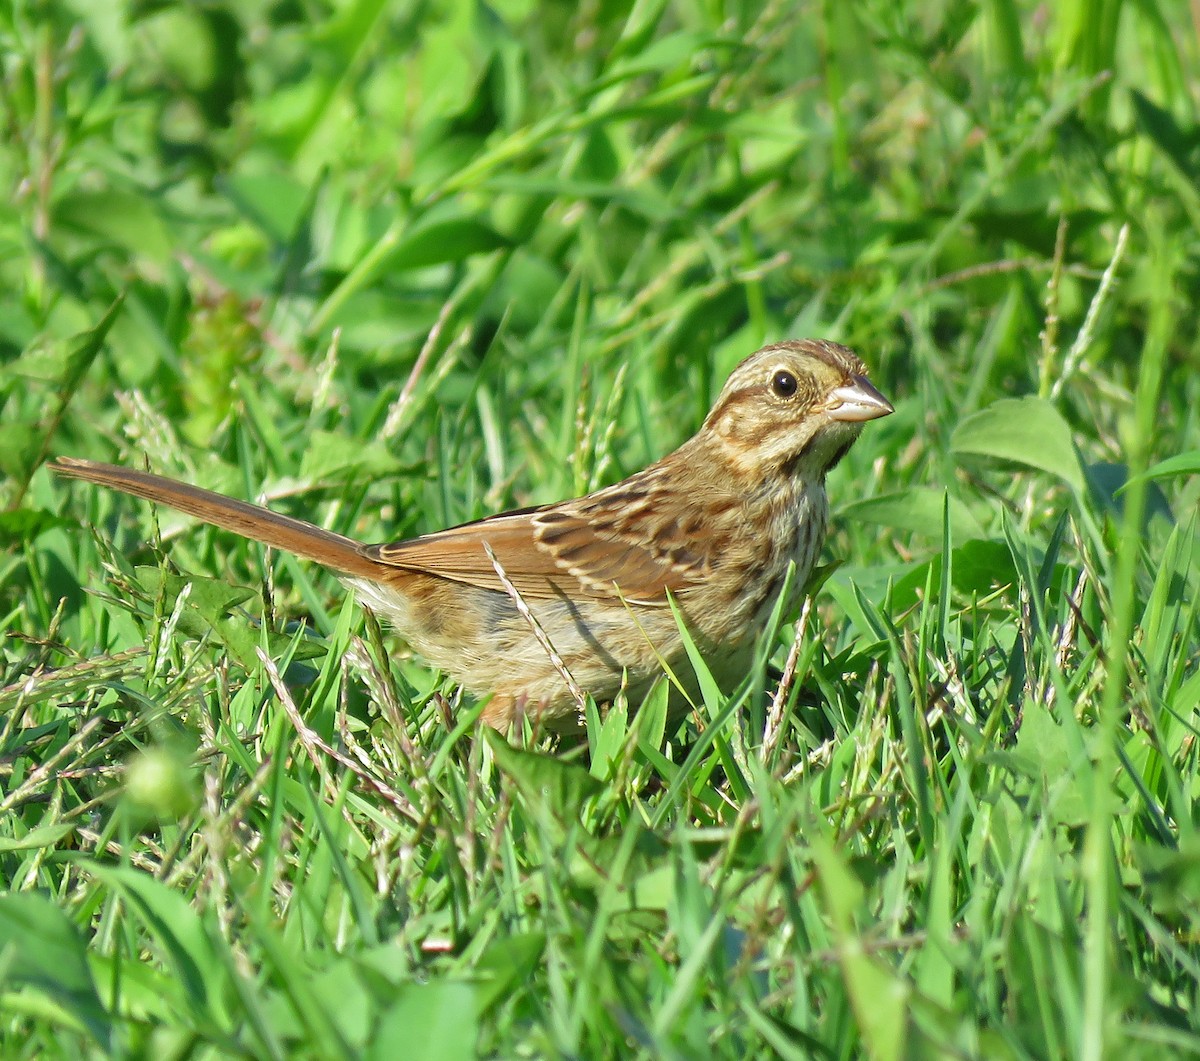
221,172,309,244
608,31,721,77
473,933,545,1014
840,487,986,540
129,567,323,667
951,396,1084,492
1013,703,1089,827
1122,450,1200,487
1131,91,1200,216
811,837,909,1061
54,190,173,261
86,864,232,1032
309,959,372,1047
2,297,121,487
0,423,43,481
0,508,72,543
369,982,477,1061
383,213,509,273
1085,462,1173,523
1139,833,1200,920
892,540,1019,605
135,568,256,620
483,728,602,819
0,823,76,851
0,893,111,1047
299,429,400,482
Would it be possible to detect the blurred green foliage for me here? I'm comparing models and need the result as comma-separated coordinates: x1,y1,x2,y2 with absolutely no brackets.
2,0,1200,1056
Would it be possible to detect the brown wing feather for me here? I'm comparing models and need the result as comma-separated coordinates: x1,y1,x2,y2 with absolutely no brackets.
365,472,713,604
366,510,588,600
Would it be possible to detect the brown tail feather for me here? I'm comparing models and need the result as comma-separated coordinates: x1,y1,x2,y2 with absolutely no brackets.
51,457,385,580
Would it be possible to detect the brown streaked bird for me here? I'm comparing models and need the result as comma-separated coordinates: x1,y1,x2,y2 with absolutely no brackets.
52,339,892,728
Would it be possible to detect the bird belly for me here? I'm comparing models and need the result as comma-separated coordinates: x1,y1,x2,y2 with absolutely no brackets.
344,574,683,720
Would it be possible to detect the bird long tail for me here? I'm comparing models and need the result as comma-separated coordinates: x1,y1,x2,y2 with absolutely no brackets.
51,456,384,579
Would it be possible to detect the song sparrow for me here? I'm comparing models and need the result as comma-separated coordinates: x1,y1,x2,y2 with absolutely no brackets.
53,339,892,727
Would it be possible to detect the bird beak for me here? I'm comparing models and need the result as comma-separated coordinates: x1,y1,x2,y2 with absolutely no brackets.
826,374,894,422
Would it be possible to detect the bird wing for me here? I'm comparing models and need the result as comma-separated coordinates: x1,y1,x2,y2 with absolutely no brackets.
363,477,712,605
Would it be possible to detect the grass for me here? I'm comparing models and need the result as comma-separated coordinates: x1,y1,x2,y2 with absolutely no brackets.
2,0,1199,1056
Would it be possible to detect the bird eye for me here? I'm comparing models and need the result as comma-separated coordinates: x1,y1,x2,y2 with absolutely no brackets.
771,370,798,398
